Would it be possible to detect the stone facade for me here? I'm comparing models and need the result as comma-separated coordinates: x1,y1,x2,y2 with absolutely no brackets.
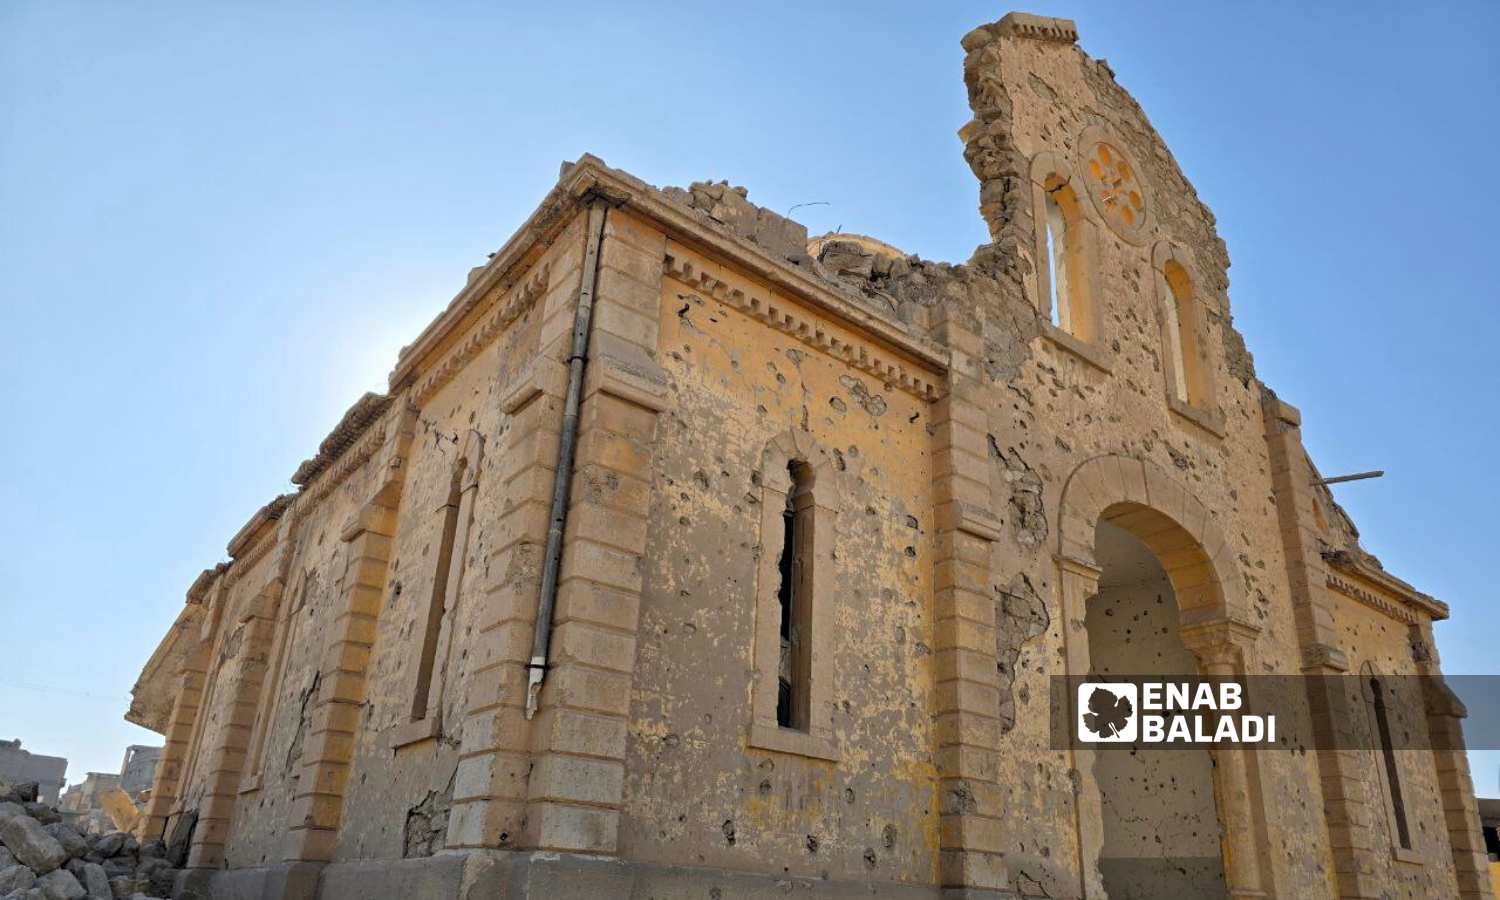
125,12,1493,900
0,741,66,806
59,772,122,833
121,746,164,799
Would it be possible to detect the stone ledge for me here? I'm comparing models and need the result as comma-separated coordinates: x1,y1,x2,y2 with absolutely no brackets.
1168,395,1227,438
387,716,441,751
1038,325,1112,375
747,723,839,762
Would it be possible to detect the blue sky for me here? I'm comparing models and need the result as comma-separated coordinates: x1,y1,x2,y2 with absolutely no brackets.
2,1,1496,798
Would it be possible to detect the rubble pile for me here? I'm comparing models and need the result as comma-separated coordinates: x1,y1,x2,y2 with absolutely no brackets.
0,781,177,900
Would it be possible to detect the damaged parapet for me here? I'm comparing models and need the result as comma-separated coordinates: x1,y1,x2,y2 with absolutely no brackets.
290,392,392,487
660,180,814,269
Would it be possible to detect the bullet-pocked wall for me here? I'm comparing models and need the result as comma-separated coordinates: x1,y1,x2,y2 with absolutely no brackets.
619,230,942,883
126,12,1494,899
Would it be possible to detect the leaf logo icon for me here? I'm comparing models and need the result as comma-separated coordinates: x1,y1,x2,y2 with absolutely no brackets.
1082,686,1134,739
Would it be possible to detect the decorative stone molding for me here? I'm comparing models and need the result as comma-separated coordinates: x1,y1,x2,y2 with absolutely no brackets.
291,392,392,487
994,12,1078,43
1324,550,1448,622
664,249,940,401
584,351,670,414
411,263,550,407
1077,125,1153,244
299,408,393,509
1056,453,1250,625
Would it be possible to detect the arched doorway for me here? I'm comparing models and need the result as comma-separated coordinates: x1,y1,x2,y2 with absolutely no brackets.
1055,455,1267,900
1088,519,1227,899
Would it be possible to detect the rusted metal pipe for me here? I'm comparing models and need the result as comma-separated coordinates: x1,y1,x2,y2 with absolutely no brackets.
526,197,608,720
1316,470,1384,486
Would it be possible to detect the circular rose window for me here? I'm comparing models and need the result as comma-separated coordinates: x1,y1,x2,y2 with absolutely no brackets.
1082,137,1151,242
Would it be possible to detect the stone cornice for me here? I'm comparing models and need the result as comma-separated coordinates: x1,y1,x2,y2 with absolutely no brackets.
226,493,293,560
298,403,395,509
664,247,941,400
1324,550,1448,623
291,393,392,488
410,262,550,407
388,155,949,402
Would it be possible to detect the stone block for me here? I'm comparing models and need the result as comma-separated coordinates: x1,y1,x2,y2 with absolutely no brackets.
0,814,67,874
35,867,86,900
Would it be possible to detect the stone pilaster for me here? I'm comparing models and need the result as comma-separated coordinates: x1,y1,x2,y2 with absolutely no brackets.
1262,395,1382,899
1180,623,1268,900
521,206,667,853
445,216,581,852
138,645,210,841
281,404,415,863
1413,625,1496,899
928,302,1009,895
186,576,282,868
447,204,668,855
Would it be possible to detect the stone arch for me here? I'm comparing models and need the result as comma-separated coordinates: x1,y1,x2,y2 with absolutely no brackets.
1054,453,1266,899
1057,453,1250,632
759,428,845,500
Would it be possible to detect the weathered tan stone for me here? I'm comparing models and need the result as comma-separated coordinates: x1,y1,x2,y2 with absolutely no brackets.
122,11,1492,900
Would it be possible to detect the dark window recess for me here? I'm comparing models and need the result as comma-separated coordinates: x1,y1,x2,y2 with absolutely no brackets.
1371,677,1411,850
775,461,812,731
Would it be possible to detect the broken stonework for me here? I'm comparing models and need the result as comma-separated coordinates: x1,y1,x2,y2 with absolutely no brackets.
0,865,35,894
118,10,1486,900
660,181,812,269
401,785,453,859
0,816,65,875
995,574,1050,734
34,868,85,900
76,863,108,900
0,781,171,900
39,827,84,862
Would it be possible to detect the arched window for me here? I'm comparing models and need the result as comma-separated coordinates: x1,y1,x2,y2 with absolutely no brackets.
1152,243,1224,435
1162,260,1200,405
1043,189,1070,331
749,430,839,761
776,461,814,731
1029,152,1101,360
1040,181,1091,340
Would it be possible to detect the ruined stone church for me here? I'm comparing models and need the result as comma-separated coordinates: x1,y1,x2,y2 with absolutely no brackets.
127,12,1493,900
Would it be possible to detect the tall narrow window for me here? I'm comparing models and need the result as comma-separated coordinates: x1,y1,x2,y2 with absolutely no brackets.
1162,261,1202,406
1044,189,1070,332
1371,676,1412,850
776,461,814,732
412,461,465,722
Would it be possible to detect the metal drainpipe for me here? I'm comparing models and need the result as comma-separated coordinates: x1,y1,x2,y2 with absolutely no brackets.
526,197,609,719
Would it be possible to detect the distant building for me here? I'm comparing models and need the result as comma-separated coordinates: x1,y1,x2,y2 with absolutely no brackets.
60,771,122,832
119,744,162,797
0,738,66,804
55,744,164,833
